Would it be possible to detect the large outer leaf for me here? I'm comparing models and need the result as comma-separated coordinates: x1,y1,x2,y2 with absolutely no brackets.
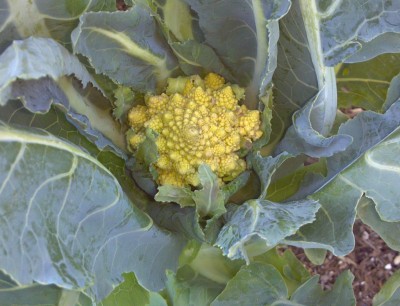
211,263,287,306
215,199,320,261
253,249,310,296
0,101,147,210
314,0,400,65
186,0,291,107
100,273,167,306
275,91,352,158
148,0,235,80
373,270,400,306
271,0,340,158
165,271,223,306
0,37,125,152
0,271,91,306
286,102,400,255
0,123,185,301
357,197,400,252
211,263,354,306
0,37,99,108
250,151,292,199
71,6,180,93
337,53,400,113
0,0,115,52
290,271,355,305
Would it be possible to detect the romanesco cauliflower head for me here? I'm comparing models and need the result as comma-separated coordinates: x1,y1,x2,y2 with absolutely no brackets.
128,73,263,187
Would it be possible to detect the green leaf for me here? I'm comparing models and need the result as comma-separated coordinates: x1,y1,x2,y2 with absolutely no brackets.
100,273,167,306
271,1,339,157
314,0,400,65
112,86,141,123
0,122,185,301
250,151,292,199
210,262,288,306
221,171,251,203
253,249,310,296
286,102,400,255
186,0,291,107
373,270,400,306
291,271,355,305
152,0,199,42
266,159,327,203
193,164,226,219
0,101,149,211
71,7,180,93
275,91,353,158
164,241,243,306
155,185,195,207
149,0,235,79
0,37,126,152
0,0,116,52
179,242,243,285
357,197,400,252
0,271,92,306
215,199,320,261
146,203,206,242
336,53,400,112
304,248,327,265
165,271,223,306
209,262,354,306
0,37,101,110
170,40,236,81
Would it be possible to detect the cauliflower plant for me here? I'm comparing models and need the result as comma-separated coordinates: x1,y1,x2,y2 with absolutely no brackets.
128,73,263,187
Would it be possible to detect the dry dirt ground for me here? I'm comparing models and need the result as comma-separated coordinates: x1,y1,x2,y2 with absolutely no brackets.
115,2,398,304
290,220,399,305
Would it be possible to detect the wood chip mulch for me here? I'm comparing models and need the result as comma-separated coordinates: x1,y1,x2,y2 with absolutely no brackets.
289,220,399,306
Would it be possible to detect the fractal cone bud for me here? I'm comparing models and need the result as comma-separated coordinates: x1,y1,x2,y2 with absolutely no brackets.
127,73,263,187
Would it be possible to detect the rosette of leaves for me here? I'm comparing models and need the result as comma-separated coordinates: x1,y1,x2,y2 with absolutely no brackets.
0,0,400,304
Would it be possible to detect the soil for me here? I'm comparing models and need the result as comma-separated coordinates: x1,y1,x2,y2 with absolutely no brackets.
115,2,398,305
289,220,400,306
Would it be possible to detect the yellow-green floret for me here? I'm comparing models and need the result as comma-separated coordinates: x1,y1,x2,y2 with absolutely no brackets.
128,73,263,187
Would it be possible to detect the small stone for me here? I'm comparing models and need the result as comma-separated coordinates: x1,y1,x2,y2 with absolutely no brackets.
362,231,369,240
394,255,400,265
385,264,392,270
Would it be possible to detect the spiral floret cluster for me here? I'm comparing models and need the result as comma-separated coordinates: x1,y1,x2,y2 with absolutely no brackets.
128,73,263,187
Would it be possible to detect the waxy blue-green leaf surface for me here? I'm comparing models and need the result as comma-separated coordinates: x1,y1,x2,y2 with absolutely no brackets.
0,122,185,301
286,102,400,255
272,0,340,158
155,185,195,207
216,198,320,261
186,0,291,107
314,0,400,65
0,0,116,52
0,37,100,110
0,271,91,306
0,37,126,153
72,7,180,93
275,90,353,158
193,164,226,218
250,151,292,199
